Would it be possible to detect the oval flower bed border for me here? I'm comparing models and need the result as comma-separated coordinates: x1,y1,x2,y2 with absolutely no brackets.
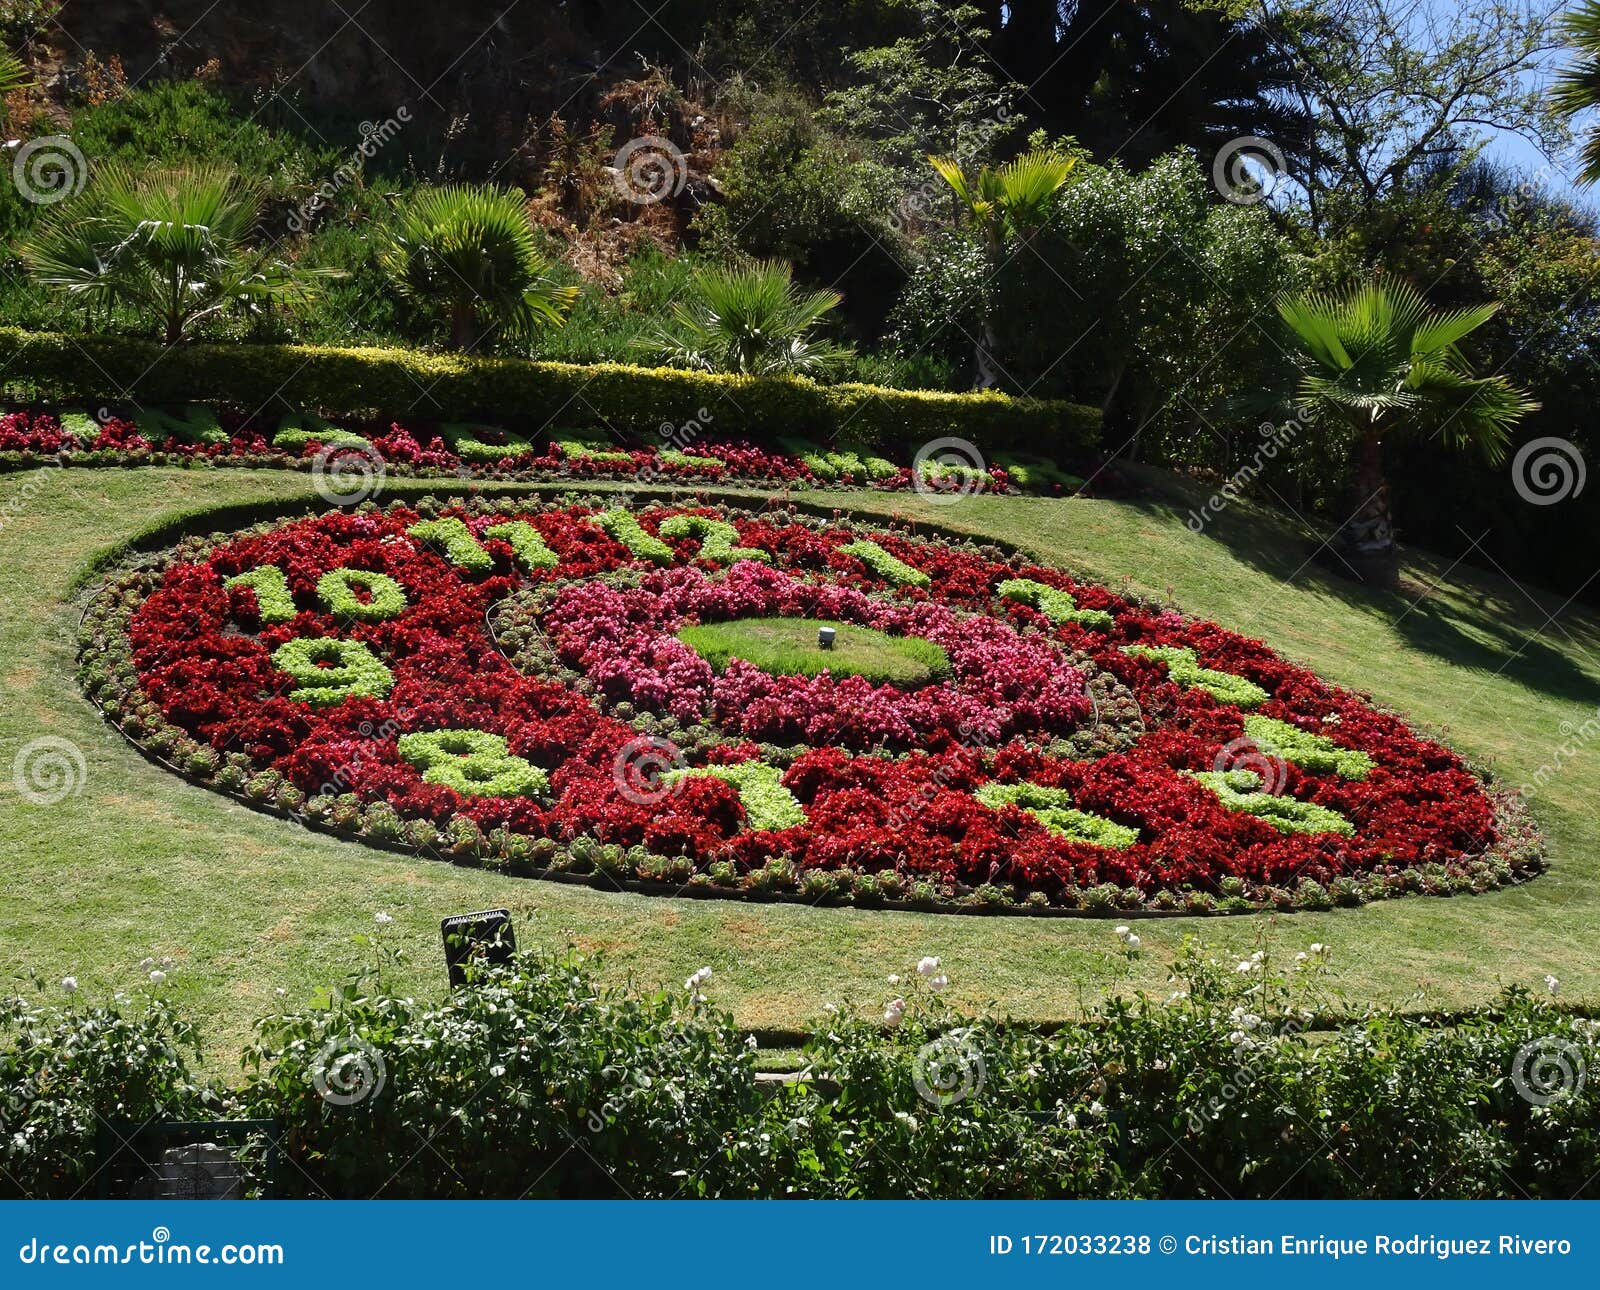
75,490,1545,918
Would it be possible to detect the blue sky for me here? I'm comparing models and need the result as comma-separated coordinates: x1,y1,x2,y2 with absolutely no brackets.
1439,0,1595,210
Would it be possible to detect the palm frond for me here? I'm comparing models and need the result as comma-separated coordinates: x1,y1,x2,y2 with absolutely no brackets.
641,259,852,378
1554,1,1600,184
1409,303,1500,361
927,150,1074,239
379,184,574,347
1277,278,1533,458
18,162,325,342
0,48,33,102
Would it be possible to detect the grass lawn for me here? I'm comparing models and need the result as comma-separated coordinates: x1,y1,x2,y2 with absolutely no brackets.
3,466,1598,1067
676,616,950,684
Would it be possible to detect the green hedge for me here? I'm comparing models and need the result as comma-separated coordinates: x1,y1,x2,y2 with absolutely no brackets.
5,945,1600,1198
0,328,1101,456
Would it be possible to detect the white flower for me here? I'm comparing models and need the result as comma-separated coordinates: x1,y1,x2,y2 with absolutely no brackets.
1236,960,1257,974
1545,974,1560,995
1064,1112,1078,1130
1151,1059,1168,1072
745,1034,759,1050
148,970,167,984
1114,925,1130,937
1125,934,1140,949
1251,949,1265,962
275,988,287,997
883,998,905,1026
928,973,949,992
60,976,78,994
138,957,154,970
1294,952,1308,963
916,956,941,977
1309,943,1325,954
374,912,394,926
684,966,713,993
886,974,900,985
1089,1100,1106,1119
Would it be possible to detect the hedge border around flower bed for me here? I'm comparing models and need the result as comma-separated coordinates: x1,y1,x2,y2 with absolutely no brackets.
73,484,1547,919
0,327,1102,455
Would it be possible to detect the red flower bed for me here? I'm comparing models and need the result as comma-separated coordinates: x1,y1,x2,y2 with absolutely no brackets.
1,408,1115,497
77,499,1539,914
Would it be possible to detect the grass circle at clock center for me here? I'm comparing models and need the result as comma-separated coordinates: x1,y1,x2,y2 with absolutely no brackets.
675,616,951,687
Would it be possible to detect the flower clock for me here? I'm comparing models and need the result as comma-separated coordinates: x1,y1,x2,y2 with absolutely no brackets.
78,498,1542,915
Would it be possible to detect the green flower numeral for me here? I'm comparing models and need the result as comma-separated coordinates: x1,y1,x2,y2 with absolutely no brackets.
1242,714,1373,781
997,577,1113,629
596,509,674,564
224,565,297,625
658,514,771,565
838,539,930,588
1123,644,1268,708
483,521,559,571
271,637,394,706
1188,769,1354,836
272,413,370,452
665,761,806,831
975,782,1139,849
316,568,408,622
408,517,494,571
397,729,549,799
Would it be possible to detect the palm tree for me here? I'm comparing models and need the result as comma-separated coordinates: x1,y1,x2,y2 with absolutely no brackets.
928,148,1076,387
1554,0,1600,184
642,259,853,377
20,164,332,344
379,185,578,351
1276,280,1536,584
1,49,32,111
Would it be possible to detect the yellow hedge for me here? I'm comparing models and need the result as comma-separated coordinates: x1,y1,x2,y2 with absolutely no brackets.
0,328,1101,455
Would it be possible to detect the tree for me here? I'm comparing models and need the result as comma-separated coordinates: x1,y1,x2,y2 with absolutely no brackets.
1276,280,1536,583
1553,0,1600,184
984,1,1311,168
379,185,578,352
1268,0,1568,233
19,164,332,344
927,147,1075,386
816,0,1022,184
643,259,853,377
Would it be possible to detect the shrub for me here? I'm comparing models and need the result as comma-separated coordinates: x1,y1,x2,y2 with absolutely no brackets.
640,259,853,377
0,327,1101,458
378,185,579,351
19,164,334,344
0,985,215,1199
241,950,764,1198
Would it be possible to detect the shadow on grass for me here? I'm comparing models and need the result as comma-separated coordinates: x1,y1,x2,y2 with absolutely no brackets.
1131,480,1600,710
